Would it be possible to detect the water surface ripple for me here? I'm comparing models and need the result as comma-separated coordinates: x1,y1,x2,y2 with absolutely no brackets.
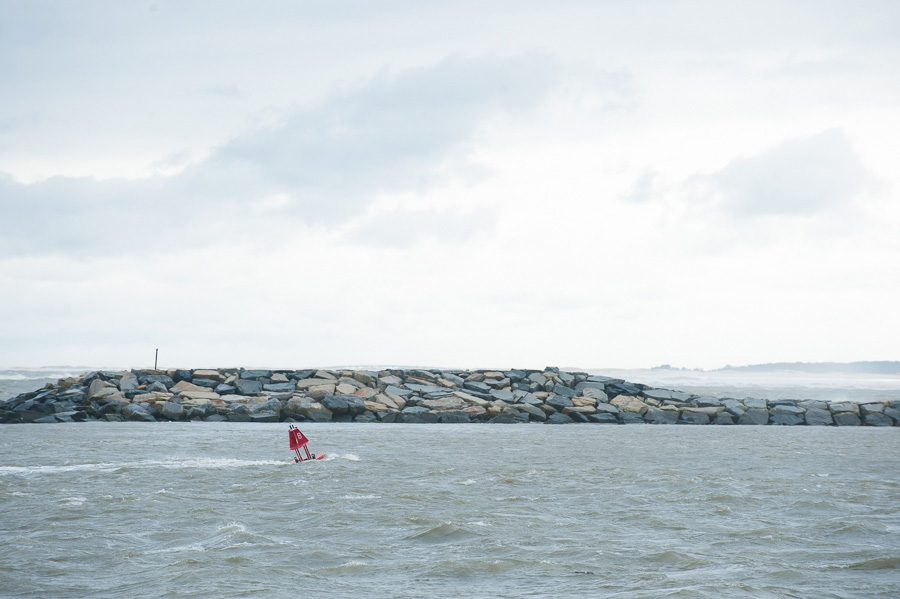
1,423,897,598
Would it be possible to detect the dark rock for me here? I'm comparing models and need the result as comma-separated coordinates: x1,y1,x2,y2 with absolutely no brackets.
463,381,492,394
738,409,769,425
146,382,168,393
384,385,413,397
546,394,574,410
605,382,642,397
235,379,263,395
438,411,470,423
226,412,251,422
250,412,279,423
552,384,576,398
680,412,710,424
249,399,282,416
643,388,691,402
645,407,678,424
141,374,174,388
771,413,804,425
263,382,296,393
863,413,893,426
805,409,833,426
516,403,547,421
240,370,272,381
160,401,185,420
567,411,589,423
714,412,735,425
546,412,574,424
355,411,378,423
192,378,219,389
215,384,236,395
574,381,606,395
833,412,861,426
203,414,228,422
588,413,618,424
693,396,723,408
485,377,511,389
620,412,645,424
173,369,193,383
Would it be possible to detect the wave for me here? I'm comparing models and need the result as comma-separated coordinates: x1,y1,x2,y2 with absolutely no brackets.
0,372,81,381
0,457,286,477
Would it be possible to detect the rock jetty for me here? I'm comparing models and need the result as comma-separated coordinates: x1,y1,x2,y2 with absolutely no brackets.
2,367,898,426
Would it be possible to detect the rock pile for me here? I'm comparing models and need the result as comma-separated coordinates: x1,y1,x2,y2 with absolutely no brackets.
2,367,898,426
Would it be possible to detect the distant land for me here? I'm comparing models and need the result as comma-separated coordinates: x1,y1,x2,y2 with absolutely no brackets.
653,362,900,374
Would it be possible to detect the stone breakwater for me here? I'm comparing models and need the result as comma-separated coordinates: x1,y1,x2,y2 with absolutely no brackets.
2,367,899,426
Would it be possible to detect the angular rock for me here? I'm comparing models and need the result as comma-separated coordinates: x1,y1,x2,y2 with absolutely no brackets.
263,382,296,393
714,412,734,425
833,412,861,426
235,379,263,395
680,412,710,425
737,409,769,425
546,394,574,410
771,413,804,425
805,409,833,426
645,407,678,424
588,413,618,424
863,412,893,426
160,401,185,420
643,388,691,402
611,396,647,414
516,403,547,421
546,412,574,424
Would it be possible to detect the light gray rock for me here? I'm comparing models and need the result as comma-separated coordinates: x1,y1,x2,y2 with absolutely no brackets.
742,398,767,410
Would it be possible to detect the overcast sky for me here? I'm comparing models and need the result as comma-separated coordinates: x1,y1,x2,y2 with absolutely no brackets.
1,0,899,370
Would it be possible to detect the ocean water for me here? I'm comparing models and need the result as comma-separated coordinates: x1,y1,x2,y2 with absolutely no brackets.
1,423,897,598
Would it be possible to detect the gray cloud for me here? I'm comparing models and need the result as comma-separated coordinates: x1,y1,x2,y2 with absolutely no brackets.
0,54,557,257
708,129,866,217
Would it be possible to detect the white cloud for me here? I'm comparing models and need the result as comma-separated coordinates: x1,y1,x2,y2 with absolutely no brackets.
707,129,866,217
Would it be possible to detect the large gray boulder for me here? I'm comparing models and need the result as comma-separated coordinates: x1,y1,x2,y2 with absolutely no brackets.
546,412,574,424
122,403,155,422
680,412,710,425
643,388,691,402
249,399,282,416
516,403,547,421
235,379,263,395
863,413,893,426
546,394,574,410
160,401,185,420
737,408,769,425
833,412,861,426
805,409,833,426
644,407,677,424
771,413,804,425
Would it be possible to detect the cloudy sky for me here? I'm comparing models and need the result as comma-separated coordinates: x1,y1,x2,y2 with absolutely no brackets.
1,1,898,370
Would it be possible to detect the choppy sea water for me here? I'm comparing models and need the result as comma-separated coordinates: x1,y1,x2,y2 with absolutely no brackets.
1,423,897,598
